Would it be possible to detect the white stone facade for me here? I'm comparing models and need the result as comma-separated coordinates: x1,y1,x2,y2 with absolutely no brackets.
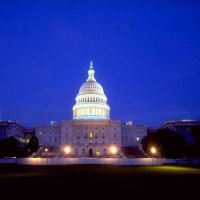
61,119,121,157
121,122,147,147
36,125,61,147
0,120,25,141
34,62,147,157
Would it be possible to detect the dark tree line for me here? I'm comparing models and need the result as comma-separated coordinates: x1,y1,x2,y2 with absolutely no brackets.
190,126,200,157
0,136,39,158
141,127,200,158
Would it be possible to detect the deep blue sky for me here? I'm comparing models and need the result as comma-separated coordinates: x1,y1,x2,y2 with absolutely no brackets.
0,0,200,127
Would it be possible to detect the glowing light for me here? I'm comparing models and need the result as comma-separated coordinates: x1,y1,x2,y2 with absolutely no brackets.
64,146,71,154
96,149,100,156
72,62,110,120
136,137,139,141
45,148,48,152
150,147,157,154
89,133,93,139
110,146,117,155
90,60,93,68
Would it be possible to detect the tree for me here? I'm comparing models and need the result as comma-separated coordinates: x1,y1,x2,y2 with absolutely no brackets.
141,128,188,158
0,136,23,158
190,126,200,157
23,136,39,157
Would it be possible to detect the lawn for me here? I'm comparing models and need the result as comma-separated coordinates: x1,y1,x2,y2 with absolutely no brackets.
0,164,199,199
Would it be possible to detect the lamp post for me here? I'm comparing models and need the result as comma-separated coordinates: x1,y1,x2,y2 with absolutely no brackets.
150,146,157,165
150,146,157,155
45,148,48,156
64,146,71,158
45,148,48,165
110,146,117,158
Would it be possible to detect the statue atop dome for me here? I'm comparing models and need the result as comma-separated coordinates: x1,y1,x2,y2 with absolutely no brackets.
87,61,96,81
90,60,93,69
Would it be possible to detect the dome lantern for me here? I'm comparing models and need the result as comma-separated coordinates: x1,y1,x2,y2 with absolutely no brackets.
87,60,96,81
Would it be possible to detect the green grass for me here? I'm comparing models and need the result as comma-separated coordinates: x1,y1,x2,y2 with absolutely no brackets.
0,164,199,177
0,164,199,199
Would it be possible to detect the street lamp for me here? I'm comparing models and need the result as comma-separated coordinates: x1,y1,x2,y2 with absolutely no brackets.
110,146,117,158
45,148,48,157
150,146,157,155
45,148,48,165
64,146,71,157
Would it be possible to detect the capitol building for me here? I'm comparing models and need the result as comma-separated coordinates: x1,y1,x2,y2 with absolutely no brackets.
35,62,147,157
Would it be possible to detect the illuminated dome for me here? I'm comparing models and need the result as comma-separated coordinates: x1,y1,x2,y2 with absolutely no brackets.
73,61,110,119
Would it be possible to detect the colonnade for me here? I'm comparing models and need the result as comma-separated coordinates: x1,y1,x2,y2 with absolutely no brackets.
74,107,109,118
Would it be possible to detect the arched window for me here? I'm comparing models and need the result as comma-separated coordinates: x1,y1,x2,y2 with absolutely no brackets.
89,148,93,157
75,148,78,157
82,149,85,156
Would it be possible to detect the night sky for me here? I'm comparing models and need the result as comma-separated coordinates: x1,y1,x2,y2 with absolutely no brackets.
0,0,200,127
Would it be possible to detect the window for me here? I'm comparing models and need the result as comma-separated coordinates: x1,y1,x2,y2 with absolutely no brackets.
96,149,100,156
82,149,85,156
75,148,78,157
89,133,93,139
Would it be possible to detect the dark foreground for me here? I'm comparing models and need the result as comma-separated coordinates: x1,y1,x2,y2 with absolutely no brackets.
0,164,200,199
